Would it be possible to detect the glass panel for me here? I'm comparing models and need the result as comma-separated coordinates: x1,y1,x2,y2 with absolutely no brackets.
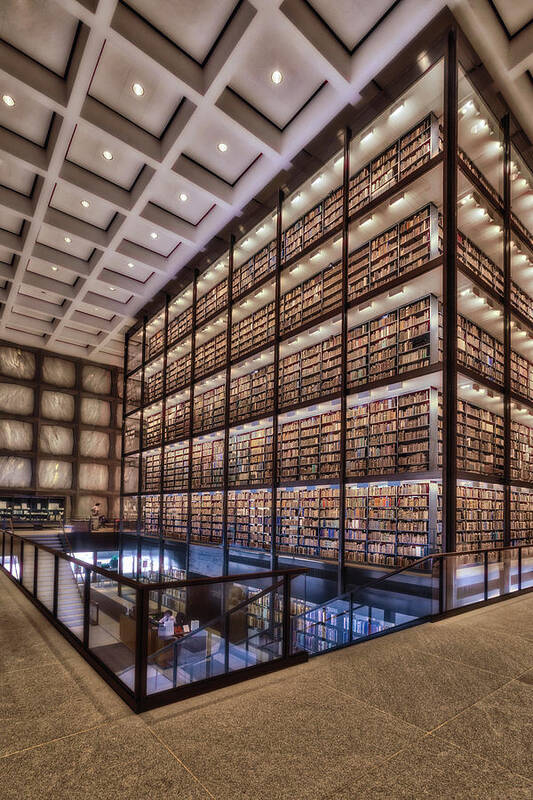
451,554,485,608
22,542,35,593
521,545,533,589
36,549,55,611
10,535,20,579
57,560,85,639
88,571,136,690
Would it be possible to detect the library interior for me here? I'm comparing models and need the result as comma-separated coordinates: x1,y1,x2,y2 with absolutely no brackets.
0,1,532,798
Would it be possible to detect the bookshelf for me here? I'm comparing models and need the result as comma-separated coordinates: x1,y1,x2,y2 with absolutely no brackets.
123,83,533,574
457,400,504,476
510,486,533,546
227,489,272,549
0,496,65,528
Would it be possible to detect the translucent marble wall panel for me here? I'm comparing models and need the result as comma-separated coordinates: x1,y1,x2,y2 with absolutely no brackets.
79,430,109,458
123,461,139,493
79,463,108,491
39,425,74,455
42,357,76,387
41,390,75,421
82,365,111,395
116,403,123,427
0,383,34,416
108,496,119,519
80,398,110,427
0,346,35,380
76,495,108,517
0,420,32,451
0,456,31,487
38,460,72,489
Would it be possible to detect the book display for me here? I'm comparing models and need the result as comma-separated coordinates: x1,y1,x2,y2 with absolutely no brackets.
228,426,273,486
457,400,504,476
122,58,533,582
229,363,275,424
227,489,272,549
510,486,533,545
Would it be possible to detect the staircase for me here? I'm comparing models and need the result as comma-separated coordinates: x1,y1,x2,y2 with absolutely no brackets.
23,533,85,631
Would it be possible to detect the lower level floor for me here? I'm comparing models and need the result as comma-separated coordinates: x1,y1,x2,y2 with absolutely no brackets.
1,569,532,799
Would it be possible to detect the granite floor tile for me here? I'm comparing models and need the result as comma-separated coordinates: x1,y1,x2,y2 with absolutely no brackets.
0,627,59,674
0,660,123,757
0,717,212,800
517,668,533,686
150,669,424,800
433,679,533,779
303,635,507,730
467,595,533,642
397,616,533,677
327,734,533,799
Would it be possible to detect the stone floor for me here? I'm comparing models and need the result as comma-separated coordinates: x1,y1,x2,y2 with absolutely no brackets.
1,570,532,800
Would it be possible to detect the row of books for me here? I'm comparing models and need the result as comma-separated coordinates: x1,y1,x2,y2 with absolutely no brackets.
457,400,504,476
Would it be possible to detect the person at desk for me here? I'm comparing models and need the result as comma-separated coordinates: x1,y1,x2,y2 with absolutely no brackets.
158,610,175,638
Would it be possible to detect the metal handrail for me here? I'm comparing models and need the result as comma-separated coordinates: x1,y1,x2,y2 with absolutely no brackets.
293,542,532,624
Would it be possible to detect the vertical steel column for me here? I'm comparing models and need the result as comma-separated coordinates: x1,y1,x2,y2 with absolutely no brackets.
83,566,90,648
338,127,351,595
185,271,199,572
221,238,235,576
119,332,129,530
134,586,149,710
137,318,147,534
159,295,171,540
270,190,284,570
502,113,512,548
443,28,458,556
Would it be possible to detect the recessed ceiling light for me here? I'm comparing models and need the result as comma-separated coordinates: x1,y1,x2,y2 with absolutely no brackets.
132,82,144,97
2,94,15,108
150,231,158,239
271,70,283,85
179,192,188,202
109,286,115,291
64,236,71,243
51,266,58,271
360,128,374,144
127,262,134,268
80,199,90,208
217,142,228,152
102,150,113,160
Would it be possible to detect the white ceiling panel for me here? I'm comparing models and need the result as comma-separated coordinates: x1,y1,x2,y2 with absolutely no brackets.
0,82,53,146
37,223,94,261
66,123,145,189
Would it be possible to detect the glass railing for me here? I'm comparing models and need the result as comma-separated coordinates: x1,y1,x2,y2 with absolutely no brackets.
293,544,533,656
0,528,307,712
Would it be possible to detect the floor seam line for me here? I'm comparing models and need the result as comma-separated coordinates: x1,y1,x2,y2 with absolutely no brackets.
146,724,217,799
0,722,109,760
405,642,532,680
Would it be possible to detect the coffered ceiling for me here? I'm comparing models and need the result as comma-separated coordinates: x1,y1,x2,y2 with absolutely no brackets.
0,0,531,366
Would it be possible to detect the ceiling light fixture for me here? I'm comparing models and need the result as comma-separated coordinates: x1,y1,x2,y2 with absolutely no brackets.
271,70,283,85
132,82,144,97
389,101,405,118
109,286,115,292
217,142,228,152
102,150,113,160
389,193,405,207
80,199,90,208
360,128,374,144
179,192,188,202
291,193,302,205
127,262,134,268
51,266,58,271
150,232,158,239
64,236,71,243
2,94,15,107
311,174,324,187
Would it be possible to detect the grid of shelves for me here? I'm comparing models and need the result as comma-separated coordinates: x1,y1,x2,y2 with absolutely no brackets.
195,332,227,380
510,487,533,545
163,443,189,491
457,315,504,385
228,426,273,487
142,411,162,450
191,438,224,489
511,351,533,402
347,204,440,302
227,489,272,549
232,302,275,360
193,385,225,434
229,364,275,424
457,400,504,476
456,483,504,554
146,328,165,361
142,452,161,493
196,279,228,326
144,369,164,405
278,410,341,481
140,495,160,537
511,420,533,483
511,282,533,326
346,389,440,477
162,493,188,541
168,307,193,347
166,352,191,395
165,400,190,443
281,261,342,335
280,335,341,408
457,229,503,295
282,186,344,263
190,492,223,544
276,486,340,560
233,241,276,299
345,481,440,567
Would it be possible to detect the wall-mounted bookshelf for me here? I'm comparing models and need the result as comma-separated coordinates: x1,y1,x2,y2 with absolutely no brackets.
193,385,225,434
457,316,504,385
511,351,533,402
229,363,275,424
457,400,504,476
227,489,272,550
510,486,533,546
456,482,504,555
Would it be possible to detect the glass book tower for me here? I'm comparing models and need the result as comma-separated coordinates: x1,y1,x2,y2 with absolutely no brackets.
121,17,533,600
